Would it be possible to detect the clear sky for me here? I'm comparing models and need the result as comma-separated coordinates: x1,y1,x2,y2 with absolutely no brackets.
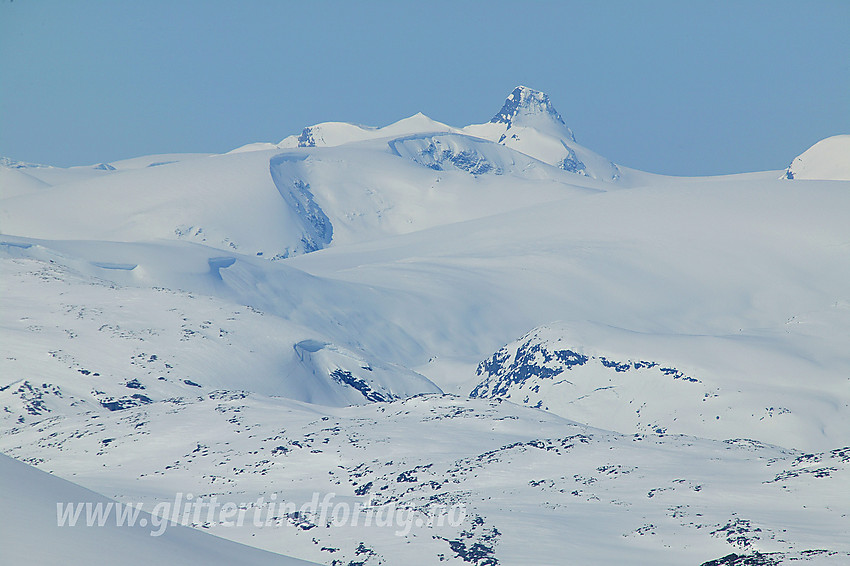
1,0,848,175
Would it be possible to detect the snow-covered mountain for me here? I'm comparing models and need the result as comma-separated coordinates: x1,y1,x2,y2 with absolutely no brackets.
2,88,849,565
784,135,850,180
0,114,599,262
463,86,622,180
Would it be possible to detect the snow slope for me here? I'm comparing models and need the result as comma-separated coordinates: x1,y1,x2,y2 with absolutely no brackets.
785,135,850,180
0,165,50,198
0,150,334,259
0,453,319,565
0,237,441,407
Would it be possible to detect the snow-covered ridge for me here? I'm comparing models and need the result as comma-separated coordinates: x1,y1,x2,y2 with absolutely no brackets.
268,86,621,181
784,134,850,181
277,112,457,149
470,322,850,449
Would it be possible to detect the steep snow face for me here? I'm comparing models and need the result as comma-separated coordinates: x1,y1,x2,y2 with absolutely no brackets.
489,85,576,141
464,86,621,181
785,135,850,180
268,155,333,255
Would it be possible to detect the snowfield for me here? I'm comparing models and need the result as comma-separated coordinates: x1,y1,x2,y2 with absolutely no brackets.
1,87,849,565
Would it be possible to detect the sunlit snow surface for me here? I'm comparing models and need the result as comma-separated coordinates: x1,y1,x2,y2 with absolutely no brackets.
0,453,318,565
784,135,850,181
1,88,849,565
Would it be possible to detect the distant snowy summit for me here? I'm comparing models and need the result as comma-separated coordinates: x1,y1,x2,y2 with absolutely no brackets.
272,85,621,181
784,134,850,181
465,86,620,180
489,86,575,140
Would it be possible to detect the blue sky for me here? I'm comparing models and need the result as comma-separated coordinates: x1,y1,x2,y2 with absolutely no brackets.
1,0,847,175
